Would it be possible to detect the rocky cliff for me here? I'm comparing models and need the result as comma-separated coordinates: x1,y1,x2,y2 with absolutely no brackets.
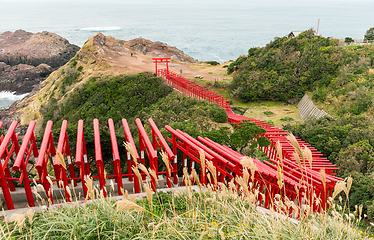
0,62,52,94
0,32,201,131
0,30,80,94
127,37,196,63
0,30,79,67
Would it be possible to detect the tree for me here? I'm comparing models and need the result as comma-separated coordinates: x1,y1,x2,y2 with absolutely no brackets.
364,27,374,41
200,120,271,154
229,120,271,153
201,127,230,145
344,37,354,44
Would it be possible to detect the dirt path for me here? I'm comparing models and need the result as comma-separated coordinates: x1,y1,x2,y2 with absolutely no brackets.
107,51,225,81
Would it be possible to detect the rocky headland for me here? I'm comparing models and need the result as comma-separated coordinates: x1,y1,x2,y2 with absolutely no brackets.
127,37,196,63
0,30,80,94
0,32,223,132
0,62,52,94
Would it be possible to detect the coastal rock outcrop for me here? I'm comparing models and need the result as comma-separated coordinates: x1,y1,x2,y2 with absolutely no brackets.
0,30,80,68
0,30,80,94
128,38,196,63
0,62,53,94
86,33,196,64
1,32,203,131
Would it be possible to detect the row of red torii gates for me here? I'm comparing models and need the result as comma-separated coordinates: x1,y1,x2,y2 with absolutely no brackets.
0,59,340,215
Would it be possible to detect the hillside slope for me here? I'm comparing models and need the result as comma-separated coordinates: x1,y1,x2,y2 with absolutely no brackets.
0,33,227,132
228,29,374,118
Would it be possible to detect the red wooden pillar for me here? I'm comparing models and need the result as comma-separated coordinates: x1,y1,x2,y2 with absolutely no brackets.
108,119,124,195
76,120,89,198
0,121,19,209
172,134,178,185
93,119,107,198
152,57,171,75
56,120,75,202
13,121,38,207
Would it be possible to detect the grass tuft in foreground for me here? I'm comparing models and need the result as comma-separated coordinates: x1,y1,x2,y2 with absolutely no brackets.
1,143,373,239
1,182,372,239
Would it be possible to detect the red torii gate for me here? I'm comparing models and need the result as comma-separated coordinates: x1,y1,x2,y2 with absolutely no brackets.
153,57,170,74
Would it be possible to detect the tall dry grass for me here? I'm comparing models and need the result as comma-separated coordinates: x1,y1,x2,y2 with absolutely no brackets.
1,175,370,239
0,138,372,239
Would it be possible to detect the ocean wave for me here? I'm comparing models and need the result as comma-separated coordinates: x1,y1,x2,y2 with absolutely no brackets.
80,26,122,31
0,91,28,101
0,91,28,108
212,54,225,63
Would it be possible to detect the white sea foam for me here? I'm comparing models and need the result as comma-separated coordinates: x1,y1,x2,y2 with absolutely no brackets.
80,26,122,31
212,55,225,63
0,91,29,108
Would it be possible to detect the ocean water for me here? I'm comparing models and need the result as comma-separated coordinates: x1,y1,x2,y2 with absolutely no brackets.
0,91,28,108
1,0,374,107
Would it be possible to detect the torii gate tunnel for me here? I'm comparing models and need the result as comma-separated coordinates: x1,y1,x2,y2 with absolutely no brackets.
1,117,339,215
153,58,341,206
0,61,340,216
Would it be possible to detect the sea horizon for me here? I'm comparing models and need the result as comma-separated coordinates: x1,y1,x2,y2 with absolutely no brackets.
1,0,374,63
1,0,374,108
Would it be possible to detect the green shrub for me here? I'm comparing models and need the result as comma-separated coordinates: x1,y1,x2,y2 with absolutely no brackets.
280,117,294,122
204,61,220,66
61,68,80,87
263,111,274,116
209,105,228,123
228,30,374,104
69,58,77,68
345,37,354,44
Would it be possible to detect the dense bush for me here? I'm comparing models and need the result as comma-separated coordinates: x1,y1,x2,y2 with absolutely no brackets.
228,29,374,108
203,61,220,66
284,115,374,163
42,72,173,128
364,27,374,41
345,37,354,44
39,72,230,176
69,58,78,68
134,91,227,133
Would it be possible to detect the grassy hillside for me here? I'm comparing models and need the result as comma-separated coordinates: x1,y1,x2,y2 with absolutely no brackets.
10,33,227,179
226,29,374,221
226,29,374,222
228,29,374,117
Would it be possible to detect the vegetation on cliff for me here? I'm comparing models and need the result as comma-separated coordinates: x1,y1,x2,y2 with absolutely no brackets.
42,72,173,128
228,29,374,117
37,70,229,175
226,29,374,223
